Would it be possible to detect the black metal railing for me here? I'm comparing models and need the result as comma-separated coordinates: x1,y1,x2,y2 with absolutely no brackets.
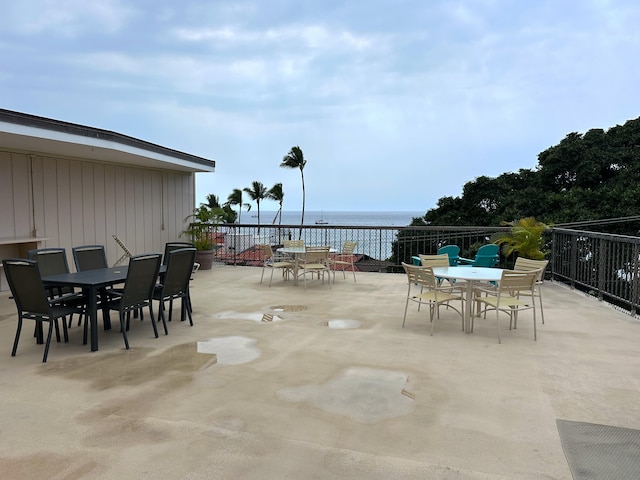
551,228,640,315
191,222,640,315
203,223,507,272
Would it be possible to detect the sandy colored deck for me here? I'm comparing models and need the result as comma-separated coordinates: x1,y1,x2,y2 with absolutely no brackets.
1,265,639,479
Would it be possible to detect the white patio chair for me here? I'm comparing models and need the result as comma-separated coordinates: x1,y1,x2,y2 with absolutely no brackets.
260,245,294,287
513,257,550,324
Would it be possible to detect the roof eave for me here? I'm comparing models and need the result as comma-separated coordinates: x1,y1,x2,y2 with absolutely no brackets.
0,109,215,173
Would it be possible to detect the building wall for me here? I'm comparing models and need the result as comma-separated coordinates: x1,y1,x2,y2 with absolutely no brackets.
0,150,195,271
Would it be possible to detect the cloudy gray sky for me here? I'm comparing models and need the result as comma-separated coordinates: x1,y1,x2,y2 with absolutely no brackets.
2,1,639,213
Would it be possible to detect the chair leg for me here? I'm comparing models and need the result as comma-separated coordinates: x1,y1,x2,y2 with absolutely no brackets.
54,319,61,343
42,321,55,363
149,305,160,338
186,289,193,314
12,317,24,357
154,302,167,336
538,291,545,324
158,301,167,331
402,288,411,327
120,312,130,349
61,318,69,343
184,297,193,326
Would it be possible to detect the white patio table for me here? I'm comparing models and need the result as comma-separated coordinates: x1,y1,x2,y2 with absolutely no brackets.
431,266,504,333
277,246,336,286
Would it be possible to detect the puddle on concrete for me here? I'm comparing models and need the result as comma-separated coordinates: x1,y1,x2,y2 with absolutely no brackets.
326,319,361,329
197,336,261,365
40,343,216,391
277,367,413,424
213,311,268,323
270,305,308,312
213,310,286,323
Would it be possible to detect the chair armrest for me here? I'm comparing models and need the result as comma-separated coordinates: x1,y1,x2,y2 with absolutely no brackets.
458,257,474,264
104,289,124,300
49,292,86,306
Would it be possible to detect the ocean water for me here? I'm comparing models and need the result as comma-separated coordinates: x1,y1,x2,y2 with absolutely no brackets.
240,210,424,227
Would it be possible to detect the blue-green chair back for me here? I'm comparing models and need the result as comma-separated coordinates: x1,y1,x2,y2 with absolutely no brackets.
459,244,499,267
437,245,460,266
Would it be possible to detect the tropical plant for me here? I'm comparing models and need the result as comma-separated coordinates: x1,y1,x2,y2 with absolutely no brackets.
280,146,307,238
244,181,268,234
181,204,224,251
268,183,285,225
493,217,550,260
226,188,251,224
206,193,236,224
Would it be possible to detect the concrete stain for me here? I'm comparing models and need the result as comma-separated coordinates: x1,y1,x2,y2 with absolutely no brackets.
39,343,216,391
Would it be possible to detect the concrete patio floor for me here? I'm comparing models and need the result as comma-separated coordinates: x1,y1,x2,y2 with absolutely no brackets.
1,265,640,479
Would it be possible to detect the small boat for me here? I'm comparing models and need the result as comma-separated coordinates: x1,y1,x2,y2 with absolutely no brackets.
315,211,328,225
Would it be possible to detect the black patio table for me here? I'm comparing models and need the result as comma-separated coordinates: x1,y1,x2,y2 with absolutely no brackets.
42,267,129,352
42,265,167,352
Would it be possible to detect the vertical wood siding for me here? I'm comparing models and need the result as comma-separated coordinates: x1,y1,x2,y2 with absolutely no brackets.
0,152,195,267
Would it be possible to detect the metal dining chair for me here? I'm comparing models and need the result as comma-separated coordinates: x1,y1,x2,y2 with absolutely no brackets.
101,253,163,349
330,241,358,283
72,245,109,271
458,244,500,267
154,248,196,326
28,247,86,327
3,258,84,362
162,242,197,312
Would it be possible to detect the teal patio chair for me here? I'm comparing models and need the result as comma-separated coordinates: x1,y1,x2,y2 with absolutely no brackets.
437,245,460,266
458,244,499,267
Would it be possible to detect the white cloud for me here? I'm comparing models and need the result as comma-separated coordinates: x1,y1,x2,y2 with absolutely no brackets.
2,0,136,36
2,0,640,211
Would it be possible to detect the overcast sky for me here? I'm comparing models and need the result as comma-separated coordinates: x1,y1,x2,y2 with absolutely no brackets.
2,1,639,213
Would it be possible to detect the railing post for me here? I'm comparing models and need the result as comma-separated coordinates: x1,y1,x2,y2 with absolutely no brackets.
633,243,640,316
569,234,577,289
597,238,606,301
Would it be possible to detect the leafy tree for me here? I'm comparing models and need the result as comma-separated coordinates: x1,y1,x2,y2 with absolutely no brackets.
280,146,307,238
226,188,251,224
420,115,640,234
267,183,285,225
244,181,268,234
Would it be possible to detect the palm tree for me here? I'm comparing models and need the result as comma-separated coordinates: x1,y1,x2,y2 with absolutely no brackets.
267,183,285,225
493,217,550,260
280,146,307,238
205,194,222,209
243,181,268,234
205,193,236,223
226,188,251,224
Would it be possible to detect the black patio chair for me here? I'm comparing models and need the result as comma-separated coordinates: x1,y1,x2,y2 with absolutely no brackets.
3,258,84,362
101,253,162,349
28,247,86,327
162,242,194,265
72,244,130,321
162,241,196,313
72,245,108,271
154,247,196,326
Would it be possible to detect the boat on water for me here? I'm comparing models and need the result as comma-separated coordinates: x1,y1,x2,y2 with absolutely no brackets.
315,211,328,224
